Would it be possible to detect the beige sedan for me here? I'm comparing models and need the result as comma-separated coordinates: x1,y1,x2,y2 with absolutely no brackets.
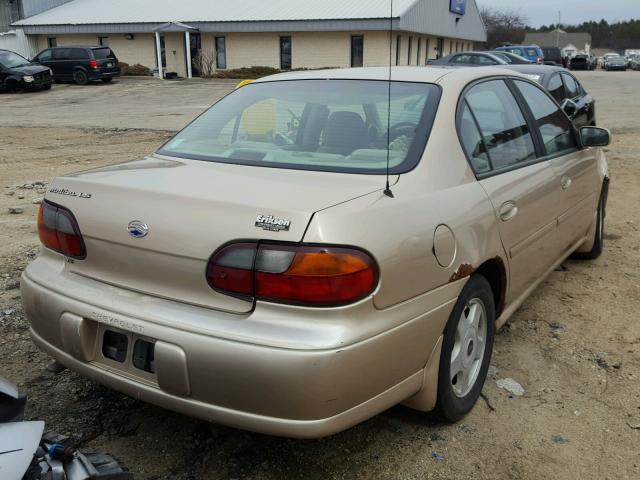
21,66,610,438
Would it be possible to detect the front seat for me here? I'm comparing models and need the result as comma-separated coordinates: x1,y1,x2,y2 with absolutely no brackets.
319,111,368,156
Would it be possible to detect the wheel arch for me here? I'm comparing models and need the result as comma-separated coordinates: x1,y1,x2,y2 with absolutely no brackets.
475,257,507,317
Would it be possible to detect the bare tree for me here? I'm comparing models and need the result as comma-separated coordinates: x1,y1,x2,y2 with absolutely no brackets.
193,49,217,78
480,7,529,49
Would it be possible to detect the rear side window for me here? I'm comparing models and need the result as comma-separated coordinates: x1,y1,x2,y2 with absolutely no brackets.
463,80,536,171
525,48,539,57
514,80,577,156
547,74,565,103
562,74,579,98
451,54,473,64
459,102,491,173
71,48,90,59
93,48,115,59
53,48,71,60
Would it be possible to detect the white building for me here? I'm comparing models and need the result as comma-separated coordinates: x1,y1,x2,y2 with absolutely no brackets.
10,0,487,78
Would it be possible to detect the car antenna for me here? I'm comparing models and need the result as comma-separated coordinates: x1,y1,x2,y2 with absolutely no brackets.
383,0,394,198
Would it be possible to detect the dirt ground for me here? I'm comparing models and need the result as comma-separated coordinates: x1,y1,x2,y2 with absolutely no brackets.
1,72,639,480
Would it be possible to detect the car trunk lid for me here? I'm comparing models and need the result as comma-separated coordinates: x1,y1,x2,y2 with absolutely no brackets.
45,155,386,313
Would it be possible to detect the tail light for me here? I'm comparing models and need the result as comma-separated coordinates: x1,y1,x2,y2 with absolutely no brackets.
38,201,86,259
89,59,98,69
207,242,378,307
537,57,544,64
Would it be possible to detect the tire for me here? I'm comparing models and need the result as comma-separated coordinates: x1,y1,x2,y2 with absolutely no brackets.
436,274,495,422
73,70,89,85
101,78,113,83
43,84,52,90
572,195,604,260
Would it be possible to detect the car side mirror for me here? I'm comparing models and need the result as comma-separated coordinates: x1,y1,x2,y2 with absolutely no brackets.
580,126,611,147
561,99,578,118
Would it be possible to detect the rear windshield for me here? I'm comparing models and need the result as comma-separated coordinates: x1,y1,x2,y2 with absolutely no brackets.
158,79,440,174
93,48,115,59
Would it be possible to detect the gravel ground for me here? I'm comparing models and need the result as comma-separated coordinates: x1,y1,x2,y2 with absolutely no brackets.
1,71,639,480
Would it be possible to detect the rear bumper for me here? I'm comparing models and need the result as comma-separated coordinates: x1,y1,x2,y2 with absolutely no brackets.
21,255,458,438
89,69,121,80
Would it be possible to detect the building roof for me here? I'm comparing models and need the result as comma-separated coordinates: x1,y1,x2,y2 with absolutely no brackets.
13,0,487,41
524,31,592,49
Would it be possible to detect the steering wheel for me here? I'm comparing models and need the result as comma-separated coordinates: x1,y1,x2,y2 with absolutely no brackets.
387,122,418,142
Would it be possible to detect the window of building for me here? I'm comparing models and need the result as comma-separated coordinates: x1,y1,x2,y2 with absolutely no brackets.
514,80,578,156
98,36,109,46
47,37,57,48
215,36,226,69
280,36,291,70
464,80,536,171
395,35,401,65
350,35,363,67
416,38,421,65
407,37,412,65
425,38,430,63
154,35,166,68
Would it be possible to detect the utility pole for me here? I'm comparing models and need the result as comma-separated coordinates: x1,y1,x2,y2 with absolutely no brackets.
556,11,561,47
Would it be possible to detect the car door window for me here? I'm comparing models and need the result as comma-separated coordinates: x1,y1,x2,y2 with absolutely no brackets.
562,74,579,99
459,102,491,174
547,73,565,103
514,80,578,156
474,55,497,65
464,80,536,171
53,48,71,60
451,54,472,64
36,50,52,62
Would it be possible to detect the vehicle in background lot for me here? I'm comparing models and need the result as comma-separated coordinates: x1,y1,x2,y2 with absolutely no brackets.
494,44,544,64
0,49,53,92
569,54,592,71
589,55,598,70
21,66,611,438
427,51,508,66
541,47,563,66
489,51,533,64
32,46,121,85
630,55,640,71
604,55,627,71
498,64,596,127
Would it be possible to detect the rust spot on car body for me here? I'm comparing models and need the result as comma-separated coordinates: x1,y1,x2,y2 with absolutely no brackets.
449,263,475,282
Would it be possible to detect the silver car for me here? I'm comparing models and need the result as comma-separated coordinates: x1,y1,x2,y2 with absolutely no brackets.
21,66,610,438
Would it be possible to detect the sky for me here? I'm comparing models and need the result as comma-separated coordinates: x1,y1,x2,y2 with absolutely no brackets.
478,0,638,27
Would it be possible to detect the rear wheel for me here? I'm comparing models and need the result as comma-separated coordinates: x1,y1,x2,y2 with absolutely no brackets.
572,195,604,260
73,70,89,85
101,78,113,83
437,274,495,422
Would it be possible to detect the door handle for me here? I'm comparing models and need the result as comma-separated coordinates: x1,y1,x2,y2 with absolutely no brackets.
499,201,518,222
561,175,572,190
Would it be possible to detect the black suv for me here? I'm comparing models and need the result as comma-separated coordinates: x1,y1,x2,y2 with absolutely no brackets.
541,47,563,66
0,49,53,92
32,46,120,85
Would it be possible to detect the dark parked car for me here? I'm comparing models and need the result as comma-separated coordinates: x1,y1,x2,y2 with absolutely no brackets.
569,54,593,71
427,51,508,66
489,51,533,64
541,47,563,66
32,46,120,85
498,64,596,127
604,55,626,71
0,49,53,92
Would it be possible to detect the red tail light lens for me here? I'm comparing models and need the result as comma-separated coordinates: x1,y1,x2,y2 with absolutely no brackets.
207,242,378,307
89,59,98,69
38,201,86,259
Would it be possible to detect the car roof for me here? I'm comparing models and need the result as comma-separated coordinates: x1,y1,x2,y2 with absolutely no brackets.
494,64,566,75
48,45,108,49
254,66,528,86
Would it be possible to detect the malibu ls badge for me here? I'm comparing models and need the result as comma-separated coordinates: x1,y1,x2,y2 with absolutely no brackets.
255,214,291,232
127,220,149,238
